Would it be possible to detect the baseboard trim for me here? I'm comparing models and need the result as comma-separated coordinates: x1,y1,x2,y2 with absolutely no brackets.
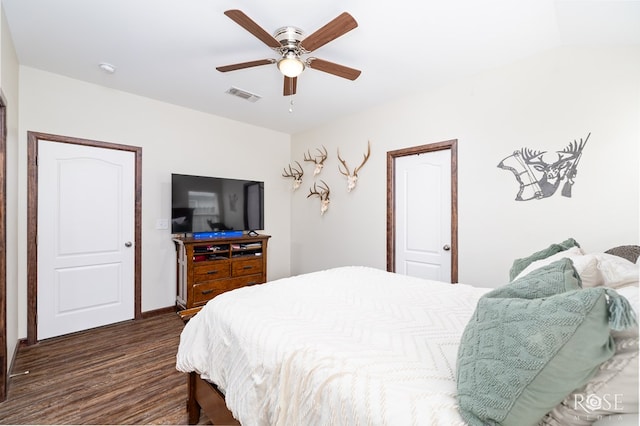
141,306,176,319
9,339,27,376
2,338,26,402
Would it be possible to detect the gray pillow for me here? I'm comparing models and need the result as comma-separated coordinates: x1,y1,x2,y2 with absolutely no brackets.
605,245,640,264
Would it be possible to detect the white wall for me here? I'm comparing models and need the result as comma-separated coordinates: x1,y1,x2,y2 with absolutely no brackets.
16,67,292,337
291,46,640,287
5,42,640,346
1,3,20,378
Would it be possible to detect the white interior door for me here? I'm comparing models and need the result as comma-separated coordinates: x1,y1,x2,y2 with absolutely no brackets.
395,149,452,282
37,140,135,340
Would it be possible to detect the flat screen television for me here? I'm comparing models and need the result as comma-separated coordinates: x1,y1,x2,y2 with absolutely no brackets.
171,173,264,235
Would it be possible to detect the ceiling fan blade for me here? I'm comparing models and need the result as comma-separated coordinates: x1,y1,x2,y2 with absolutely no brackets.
307,58,361,80
283,76,297,96
299,12,358,52
224,9,281,49
216,59,275,72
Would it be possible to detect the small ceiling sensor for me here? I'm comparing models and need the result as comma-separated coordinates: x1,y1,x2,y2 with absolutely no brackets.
98,62,116,74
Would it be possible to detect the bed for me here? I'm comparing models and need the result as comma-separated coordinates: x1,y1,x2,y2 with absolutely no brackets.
177,266,489,425
176,244,639,426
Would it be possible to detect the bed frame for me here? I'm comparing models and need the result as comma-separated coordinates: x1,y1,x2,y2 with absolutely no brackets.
180,309,240,424
187,372,240,425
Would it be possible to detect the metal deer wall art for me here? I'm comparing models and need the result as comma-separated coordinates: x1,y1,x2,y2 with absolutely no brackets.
497,133,589,201
307,180,331,215
304,146,328,176
337,140,371,192
282,161,304,190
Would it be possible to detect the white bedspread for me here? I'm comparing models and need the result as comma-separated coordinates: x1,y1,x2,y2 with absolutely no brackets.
176,266,490,426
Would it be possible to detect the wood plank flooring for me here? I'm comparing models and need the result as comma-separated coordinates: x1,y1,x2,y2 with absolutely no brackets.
0,312,211,425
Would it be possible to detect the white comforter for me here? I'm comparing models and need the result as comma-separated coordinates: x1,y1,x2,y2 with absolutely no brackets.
176,266,490,426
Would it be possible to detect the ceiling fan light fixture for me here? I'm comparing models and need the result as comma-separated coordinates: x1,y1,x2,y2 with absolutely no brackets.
218,10,361,96
277,52,304,78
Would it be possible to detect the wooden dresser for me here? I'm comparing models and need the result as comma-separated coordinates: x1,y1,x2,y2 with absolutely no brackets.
173,234,270,318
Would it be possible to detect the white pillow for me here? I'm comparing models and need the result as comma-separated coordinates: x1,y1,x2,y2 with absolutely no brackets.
569,255,602,288
594,253,639,289
593,414,639,426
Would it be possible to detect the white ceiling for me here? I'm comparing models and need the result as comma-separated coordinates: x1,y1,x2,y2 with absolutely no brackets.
3,0,639,134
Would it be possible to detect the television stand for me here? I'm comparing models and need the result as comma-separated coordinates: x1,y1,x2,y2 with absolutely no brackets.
173,234,271,319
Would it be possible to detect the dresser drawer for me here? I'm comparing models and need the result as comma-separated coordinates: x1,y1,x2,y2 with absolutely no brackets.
232,258,263,277
192,280,234,304
228,275,264,288
192,275,263,305
194,261,230,282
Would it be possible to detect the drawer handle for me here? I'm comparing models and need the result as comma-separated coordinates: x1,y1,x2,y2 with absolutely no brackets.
206,271,219,275
201,289,214,295
242,265,253,270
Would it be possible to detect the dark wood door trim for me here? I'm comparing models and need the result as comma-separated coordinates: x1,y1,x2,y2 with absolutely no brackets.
27,132,142,345
0,91,7,401
386,139,458,283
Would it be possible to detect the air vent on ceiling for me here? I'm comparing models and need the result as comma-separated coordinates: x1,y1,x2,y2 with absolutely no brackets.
225,87,261,103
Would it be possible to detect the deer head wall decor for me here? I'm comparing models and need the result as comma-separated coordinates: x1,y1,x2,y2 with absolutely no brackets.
304,145,328,176
282,161,304,190
307,180,331,215
497,133,589,201
337,140,371,192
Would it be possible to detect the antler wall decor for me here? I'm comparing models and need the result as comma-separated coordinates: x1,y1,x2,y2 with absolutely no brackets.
307,180,331,215
304,145,328,176
337,140,371,192
282,161,304,190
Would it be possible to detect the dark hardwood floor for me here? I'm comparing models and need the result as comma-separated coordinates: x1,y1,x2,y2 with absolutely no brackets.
0,312,211,425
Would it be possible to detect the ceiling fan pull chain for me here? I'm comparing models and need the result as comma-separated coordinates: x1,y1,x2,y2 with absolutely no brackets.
288,76,295,113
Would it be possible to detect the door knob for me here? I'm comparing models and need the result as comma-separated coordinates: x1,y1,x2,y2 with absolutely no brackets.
443,244,451,251
125,241,133,247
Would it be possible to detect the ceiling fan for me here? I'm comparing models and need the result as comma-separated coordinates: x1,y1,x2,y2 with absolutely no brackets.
216,10,361,96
